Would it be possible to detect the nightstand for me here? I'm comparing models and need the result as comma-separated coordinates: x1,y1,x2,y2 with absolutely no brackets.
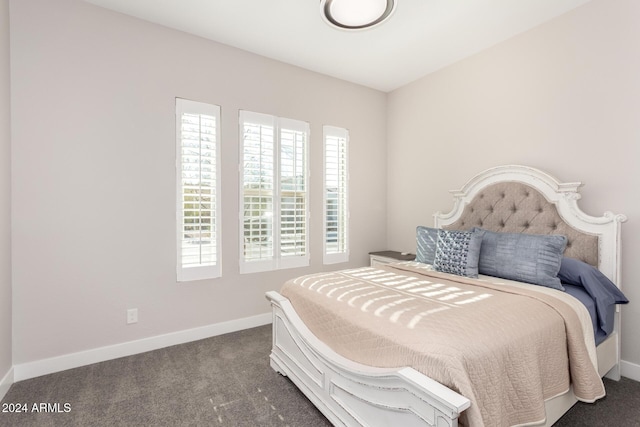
368,250,415,267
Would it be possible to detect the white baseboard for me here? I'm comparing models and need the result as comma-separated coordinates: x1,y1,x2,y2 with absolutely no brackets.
621,359,640,382
13,312,272,382
0,366,13,402
9,314,636,387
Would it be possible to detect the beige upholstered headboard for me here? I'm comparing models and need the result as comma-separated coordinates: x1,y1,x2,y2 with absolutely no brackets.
434,165,626,284
444,181,598,266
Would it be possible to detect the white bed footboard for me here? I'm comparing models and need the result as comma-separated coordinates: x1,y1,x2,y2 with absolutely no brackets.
266,291,471,427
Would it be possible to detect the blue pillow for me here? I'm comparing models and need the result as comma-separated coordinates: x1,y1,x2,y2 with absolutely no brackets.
558,257,628,335
473,228,567,291
562,284,609,345
434,229,484,278
416,226,438,265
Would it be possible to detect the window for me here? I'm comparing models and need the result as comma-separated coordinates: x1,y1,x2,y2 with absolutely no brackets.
176,98,221,281
323,126,349,264
240,111,309,273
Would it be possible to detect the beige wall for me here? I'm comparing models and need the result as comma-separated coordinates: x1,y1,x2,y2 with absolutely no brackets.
387,0,640,366
10,0,387,364
1,0,12,382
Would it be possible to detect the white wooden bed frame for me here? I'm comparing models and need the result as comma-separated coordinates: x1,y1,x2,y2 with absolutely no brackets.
266,165,627,427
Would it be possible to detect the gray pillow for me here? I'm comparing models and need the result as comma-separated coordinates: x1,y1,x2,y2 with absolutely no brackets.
434,229,484,278
416,226,438,265
473,228,567,290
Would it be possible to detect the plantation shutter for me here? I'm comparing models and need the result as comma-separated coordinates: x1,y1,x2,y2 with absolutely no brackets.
240,111,309,273
240,111,275,273
279,118,309,267
176,98,221,281
323,126,349,264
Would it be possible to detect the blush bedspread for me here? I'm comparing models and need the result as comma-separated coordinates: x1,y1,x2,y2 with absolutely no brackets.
280,261,605,427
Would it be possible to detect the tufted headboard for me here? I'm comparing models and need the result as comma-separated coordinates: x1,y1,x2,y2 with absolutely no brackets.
444,181,598,266
433,165,626,284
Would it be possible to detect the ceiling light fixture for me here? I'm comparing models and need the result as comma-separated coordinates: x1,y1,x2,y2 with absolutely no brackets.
320,0,396,30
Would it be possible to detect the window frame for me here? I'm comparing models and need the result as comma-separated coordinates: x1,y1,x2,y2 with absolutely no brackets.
175,98,222,281
323,125,350,264
239,110,310,274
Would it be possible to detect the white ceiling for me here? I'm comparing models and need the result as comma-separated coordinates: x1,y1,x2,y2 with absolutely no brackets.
83,0,593,92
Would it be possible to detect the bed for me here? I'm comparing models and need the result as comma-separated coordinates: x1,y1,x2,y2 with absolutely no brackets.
265,165,627,427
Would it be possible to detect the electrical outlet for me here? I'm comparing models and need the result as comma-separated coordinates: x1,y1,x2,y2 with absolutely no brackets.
127,308,138,324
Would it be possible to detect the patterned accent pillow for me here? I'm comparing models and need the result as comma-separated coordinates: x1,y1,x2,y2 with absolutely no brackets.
473,228,567,290
434,229,484,278
416,226,438,265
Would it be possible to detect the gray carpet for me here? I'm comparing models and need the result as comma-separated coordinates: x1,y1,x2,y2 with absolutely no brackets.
1,324,639,426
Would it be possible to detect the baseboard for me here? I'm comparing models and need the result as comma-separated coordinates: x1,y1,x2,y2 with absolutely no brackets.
0,366,14,402
11,316,635,386
13,312,272,382
621,360,640,382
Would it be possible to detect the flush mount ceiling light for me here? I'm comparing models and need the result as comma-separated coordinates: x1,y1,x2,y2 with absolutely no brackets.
320,0,396,30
